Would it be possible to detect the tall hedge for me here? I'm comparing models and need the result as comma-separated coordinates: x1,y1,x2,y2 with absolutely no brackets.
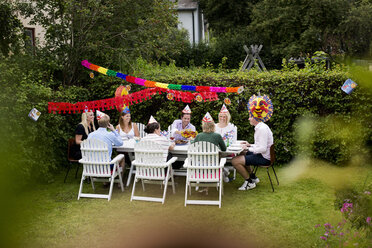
2,57,371,185
89,60,370,165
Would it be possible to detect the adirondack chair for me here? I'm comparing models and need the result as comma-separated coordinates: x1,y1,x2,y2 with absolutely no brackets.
78,139,124,201
184,141,226,208
131,140,177,204
123,123,145,187
134,122,146,138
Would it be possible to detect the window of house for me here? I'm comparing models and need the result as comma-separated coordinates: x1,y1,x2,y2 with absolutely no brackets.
24,27,35,54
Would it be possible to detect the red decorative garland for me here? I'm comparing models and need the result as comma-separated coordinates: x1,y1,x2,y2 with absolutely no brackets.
48,88,218,114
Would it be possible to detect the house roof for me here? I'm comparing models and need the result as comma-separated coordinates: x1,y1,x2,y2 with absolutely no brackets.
177,0,198,10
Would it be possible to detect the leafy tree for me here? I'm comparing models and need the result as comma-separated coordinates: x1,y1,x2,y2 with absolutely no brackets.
0,1,23,56
16,0,188,85
198,0,260,35
249,0,350,58
338,1,372,57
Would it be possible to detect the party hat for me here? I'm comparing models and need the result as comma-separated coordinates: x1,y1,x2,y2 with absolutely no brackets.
220,104,229,114
122,106,130,114
96,110,106,120
148,115,157,124
182,105,192,114
202,112,213,123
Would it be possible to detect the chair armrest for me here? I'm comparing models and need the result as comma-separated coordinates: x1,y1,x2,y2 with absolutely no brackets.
164,157,178,166
182,158,190,168
219,158,227,167
110,154,125,164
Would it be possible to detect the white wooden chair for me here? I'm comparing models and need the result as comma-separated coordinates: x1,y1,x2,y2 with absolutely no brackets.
124,122,145,187
184,141,226,208
78,139,124,201
134,122,146,138
131,140,177,204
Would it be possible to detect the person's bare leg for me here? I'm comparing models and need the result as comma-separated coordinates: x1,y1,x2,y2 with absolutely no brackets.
232,155,249,179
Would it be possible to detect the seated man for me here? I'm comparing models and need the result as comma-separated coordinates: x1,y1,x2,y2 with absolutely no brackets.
171,105,196,141
232,94,274,190
88,110,124,168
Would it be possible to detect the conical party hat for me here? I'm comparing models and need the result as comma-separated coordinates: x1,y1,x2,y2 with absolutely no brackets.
96,110,106,120
148,115,157,124
220,104,229,114
182,105,192,114
122,107,130,114
202,112,214,123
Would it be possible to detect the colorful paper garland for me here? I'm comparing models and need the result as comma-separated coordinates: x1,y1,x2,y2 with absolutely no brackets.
48,88,219,114
81,60,244,94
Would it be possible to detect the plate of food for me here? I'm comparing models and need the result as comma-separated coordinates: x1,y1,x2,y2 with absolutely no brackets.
181,129,198,139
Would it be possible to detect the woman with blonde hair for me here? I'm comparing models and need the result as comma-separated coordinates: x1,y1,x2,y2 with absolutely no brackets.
72,110,96,159
116,107,139,140
215,104,236,146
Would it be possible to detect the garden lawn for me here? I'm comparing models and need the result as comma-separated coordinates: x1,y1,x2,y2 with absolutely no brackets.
9,162,371,248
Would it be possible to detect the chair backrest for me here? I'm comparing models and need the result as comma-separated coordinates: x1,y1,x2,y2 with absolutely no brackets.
187,141,221,181
270,144,275,165
232,124,238,143
134,140,168,179
67,138,78,161
135,122,146,138
80,139,112,176
167,125,173,139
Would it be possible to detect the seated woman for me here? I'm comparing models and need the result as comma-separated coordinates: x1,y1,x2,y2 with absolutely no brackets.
116,107,139,140
215,104,236,147
142,116,175,161
71,110,96,160
192,112,226,151
192,112,227,192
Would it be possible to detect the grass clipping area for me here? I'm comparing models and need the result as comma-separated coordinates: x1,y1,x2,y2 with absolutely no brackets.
5,160,370,248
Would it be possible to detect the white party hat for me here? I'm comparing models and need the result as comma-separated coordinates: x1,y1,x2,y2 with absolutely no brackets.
182,105,192,114
202,112,213,123
96,110,105,120
148,115,157,124
220,104,229,114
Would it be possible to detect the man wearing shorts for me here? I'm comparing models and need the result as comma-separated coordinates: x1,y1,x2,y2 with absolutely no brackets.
232,94,274,190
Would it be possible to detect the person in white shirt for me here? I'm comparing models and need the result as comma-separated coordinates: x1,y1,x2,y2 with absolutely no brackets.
142,116,175,161
232,94,274,190
116,107,139,140
215,104,236,147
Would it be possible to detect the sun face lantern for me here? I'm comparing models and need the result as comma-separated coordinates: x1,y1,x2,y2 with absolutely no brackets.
195,94,203,102
247,94,273,122
166,93,174,101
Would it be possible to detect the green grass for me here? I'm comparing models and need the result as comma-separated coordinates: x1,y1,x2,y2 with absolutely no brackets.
7,160,372,248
